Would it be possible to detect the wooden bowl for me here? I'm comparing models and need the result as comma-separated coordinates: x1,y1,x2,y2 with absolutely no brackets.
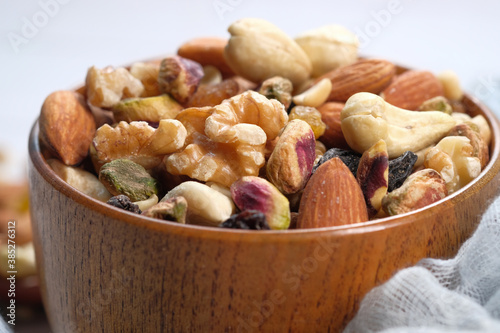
29,94,500,333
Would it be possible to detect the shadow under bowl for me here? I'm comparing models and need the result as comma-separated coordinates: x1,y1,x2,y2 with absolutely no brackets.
29,94,500,333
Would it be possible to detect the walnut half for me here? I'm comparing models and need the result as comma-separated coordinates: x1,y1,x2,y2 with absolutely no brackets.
92,119,186,171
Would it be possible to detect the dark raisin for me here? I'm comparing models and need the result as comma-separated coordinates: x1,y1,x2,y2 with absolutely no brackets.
107,195,142,214
388,151,418,192
313,148,361,176
220,210,270,230
287,100,297,113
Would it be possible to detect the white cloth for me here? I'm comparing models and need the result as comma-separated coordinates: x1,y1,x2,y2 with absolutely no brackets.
0,317,12,333
344,196,500,333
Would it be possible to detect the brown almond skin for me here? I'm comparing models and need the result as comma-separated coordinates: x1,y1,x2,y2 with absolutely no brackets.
381,70,444,110
297,157,368,228
316,58,396,102
39,90,96,166
317,102,350,149
177,37,235,77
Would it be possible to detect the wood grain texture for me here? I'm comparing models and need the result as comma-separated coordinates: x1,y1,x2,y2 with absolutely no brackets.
29,94,500,333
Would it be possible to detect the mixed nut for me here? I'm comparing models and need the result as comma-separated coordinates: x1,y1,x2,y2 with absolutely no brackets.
39,18,492,230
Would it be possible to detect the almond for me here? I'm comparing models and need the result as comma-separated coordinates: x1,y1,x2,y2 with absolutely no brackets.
315,58,396,102
317,102,349,149
39,90,96,166
296,157,368,228
177,37,234,77
381,70,444,110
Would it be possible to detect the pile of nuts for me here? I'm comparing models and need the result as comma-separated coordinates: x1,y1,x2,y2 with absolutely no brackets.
39,18,492,230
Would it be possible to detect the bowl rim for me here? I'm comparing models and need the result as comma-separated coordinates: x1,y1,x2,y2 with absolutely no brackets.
28,93,500,241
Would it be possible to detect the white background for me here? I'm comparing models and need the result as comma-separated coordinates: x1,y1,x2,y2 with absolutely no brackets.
1,0,499,182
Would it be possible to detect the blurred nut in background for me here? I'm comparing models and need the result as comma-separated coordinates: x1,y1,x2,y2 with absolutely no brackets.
39,90,96,166
177,37,235,77
380,70,444,110
86,66,144,108
295,24,359,78
224,18,312,86
0,171,38,302
158,56,204,105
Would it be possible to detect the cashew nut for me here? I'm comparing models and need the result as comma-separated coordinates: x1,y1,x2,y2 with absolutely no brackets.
341,92,456,158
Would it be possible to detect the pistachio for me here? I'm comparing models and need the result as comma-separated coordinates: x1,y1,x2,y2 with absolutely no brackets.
418,96,452,115
382,168,448,216
224,18,312,86
162,181,236,226
266,119,316,195
295,25,359,77
142,196,188,224
158,56,204,104
111,94,183,123
292,78,332,108
451,113,492,147
356,139,389,217
230,176,290,230
99,159,159,202
341,92,456,158
107,195,142,214
258,76,293,109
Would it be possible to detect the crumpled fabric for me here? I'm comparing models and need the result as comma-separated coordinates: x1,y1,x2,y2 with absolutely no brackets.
344,195,500,333
0,317,12,333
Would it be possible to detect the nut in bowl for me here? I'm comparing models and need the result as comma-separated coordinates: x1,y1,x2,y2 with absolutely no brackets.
29,18,500,332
